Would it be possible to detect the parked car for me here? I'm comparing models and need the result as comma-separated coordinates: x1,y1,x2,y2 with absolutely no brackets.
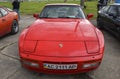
0,7,19,37
97,3,120,39
19,4,104,74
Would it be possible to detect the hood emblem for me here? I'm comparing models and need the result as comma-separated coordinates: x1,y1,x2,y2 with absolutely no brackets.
59,44,63,48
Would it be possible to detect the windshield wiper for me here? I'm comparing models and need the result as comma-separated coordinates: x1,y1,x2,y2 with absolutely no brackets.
58,16,72,18
40,16,48,18
40,17,59,19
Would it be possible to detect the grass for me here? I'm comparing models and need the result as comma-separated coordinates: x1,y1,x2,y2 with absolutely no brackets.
0,0,97,19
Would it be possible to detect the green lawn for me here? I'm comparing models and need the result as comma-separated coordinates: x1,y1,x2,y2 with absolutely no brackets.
0,0,97,19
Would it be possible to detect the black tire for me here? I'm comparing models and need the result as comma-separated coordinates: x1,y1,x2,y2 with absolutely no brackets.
97,16,103,29
11,20,19,34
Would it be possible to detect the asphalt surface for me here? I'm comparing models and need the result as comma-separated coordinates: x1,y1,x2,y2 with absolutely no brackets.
0,16,120,79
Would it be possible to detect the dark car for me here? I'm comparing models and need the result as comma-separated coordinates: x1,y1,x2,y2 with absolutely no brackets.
97,3,120,39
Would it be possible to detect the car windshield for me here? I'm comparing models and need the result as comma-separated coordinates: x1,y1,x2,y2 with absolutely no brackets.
39,5,85,19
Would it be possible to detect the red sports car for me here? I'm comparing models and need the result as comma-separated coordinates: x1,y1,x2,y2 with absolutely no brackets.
0,7,19,37
19,4,104,74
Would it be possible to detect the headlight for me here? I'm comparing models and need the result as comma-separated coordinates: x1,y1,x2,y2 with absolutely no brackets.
85,41,100,54
23,41,37,53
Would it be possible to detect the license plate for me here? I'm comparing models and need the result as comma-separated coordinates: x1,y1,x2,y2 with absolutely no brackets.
43,63,77,70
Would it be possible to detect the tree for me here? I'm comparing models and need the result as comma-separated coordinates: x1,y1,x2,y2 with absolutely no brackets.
80,0,85,8
64,0,67,2
80,0,86,9
64,0,76,3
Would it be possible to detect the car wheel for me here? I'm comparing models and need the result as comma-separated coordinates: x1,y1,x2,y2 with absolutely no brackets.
11,20,19,34
97,17,103,29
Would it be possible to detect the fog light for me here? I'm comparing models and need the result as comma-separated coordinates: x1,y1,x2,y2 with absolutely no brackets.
83,62,100,68
23,60,39,68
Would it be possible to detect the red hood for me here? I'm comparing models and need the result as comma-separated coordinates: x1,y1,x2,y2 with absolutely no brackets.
25,19,98,41
23,19,99,57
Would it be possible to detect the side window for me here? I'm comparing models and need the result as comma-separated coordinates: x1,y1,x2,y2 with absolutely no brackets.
107,6,117,16
0,8,8,16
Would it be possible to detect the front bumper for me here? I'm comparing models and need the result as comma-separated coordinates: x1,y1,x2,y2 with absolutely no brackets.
20,53,103,74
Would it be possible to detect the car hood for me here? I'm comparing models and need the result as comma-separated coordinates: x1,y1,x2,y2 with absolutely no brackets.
24,19,99,57
26,19,98,41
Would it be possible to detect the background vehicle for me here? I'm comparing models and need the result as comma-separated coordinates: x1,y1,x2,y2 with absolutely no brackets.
97,3,120,39
19,4,104,74
0,7,19,37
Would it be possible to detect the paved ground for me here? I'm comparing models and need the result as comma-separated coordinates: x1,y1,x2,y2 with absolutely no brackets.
0,16,120,79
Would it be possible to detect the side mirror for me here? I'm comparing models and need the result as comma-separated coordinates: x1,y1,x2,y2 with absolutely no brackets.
33,14,39,19
87,14,93,20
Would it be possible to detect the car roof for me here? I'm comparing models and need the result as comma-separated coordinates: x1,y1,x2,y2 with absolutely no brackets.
46,3,80,6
